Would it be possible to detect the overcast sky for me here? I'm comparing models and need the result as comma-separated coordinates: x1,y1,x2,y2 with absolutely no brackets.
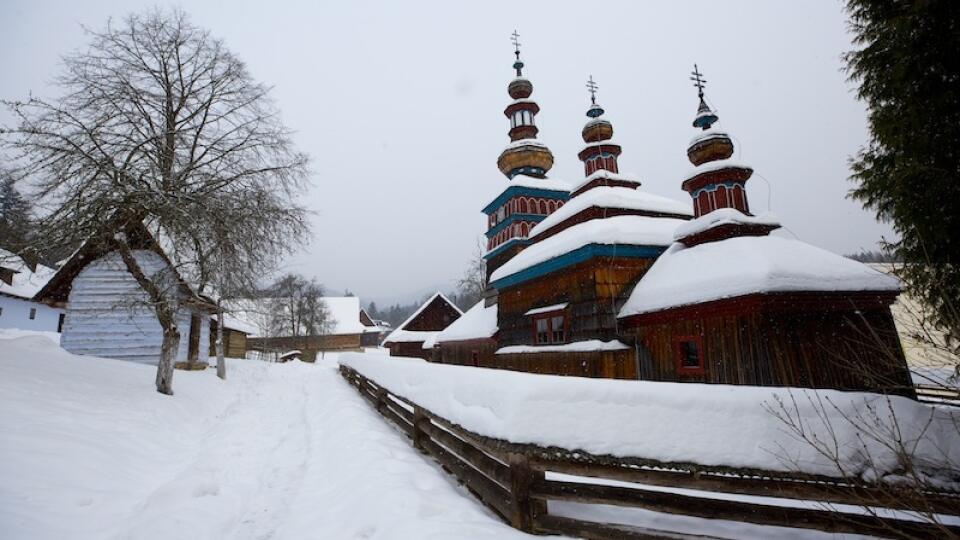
1,1,896,306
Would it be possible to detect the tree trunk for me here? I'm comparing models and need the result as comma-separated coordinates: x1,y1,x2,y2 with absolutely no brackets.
216,305,226,380
156,324,180,395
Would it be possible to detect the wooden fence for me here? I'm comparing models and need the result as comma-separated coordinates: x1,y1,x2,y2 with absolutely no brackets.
339,365,960,539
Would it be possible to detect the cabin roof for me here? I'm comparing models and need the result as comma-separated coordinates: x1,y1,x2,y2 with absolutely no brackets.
0,249,58,300
490,215,686,286
383,292,462,345
435,301,498,344
618,234,901,318
529,186,692,239
32,220,216,311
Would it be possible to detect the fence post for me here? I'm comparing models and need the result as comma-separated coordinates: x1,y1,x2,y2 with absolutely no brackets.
413,406,428,453
375,386,387,413
508,453,543,533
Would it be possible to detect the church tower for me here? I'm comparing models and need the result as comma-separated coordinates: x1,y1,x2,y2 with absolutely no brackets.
676,65,779,246
681,65,755,218
482,32,569,285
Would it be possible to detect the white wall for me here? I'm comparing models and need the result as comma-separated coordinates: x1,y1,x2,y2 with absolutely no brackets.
60,250,210,365
0,295,64,332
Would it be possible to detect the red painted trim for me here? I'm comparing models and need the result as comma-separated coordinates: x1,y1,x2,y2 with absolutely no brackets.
673,334,705,375
620,291,899,327
677,222,780,247
504,101,541,117
681,166,753,194
577,144,623,161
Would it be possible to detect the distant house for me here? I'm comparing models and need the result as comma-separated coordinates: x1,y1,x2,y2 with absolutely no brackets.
245,296,378,361
209,314,255,359
433,300,498,366
383,292,463,360
33,221,218,365
359,308,385,347
0,248,64,332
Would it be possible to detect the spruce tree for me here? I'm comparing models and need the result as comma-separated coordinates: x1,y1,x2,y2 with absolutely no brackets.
845,0,960,352
0,172,32,249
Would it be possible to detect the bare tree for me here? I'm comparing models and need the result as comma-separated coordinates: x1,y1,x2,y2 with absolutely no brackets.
266,273,333,360
1,9,309,394
456,237,486,310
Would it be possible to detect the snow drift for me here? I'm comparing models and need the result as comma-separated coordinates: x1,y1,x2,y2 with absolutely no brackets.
339,353,959,486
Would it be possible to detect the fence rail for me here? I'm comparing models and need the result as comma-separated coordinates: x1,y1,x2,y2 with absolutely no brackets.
339,365,960,539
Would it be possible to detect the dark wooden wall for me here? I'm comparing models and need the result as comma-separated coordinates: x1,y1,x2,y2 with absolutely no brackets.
248,333,363,361
497,257,654,347
489,349,636,379
404,297,462,332
631,307,913,394
209,326,248,358
388,341,432,360
434,338,498,366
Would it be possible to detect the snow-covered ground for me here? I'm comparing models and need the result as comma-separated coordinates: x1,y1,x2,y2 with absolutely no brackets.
0,335,534,540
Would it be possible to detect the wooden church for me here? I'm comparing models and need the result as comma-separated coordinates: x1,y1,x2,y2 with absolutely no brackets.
434,40,912,395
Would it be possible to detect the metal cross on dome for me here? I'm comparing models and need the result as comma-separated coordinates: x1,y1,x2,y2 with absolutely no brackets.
690,64,707,99
511,30,521,58
586,75,599,105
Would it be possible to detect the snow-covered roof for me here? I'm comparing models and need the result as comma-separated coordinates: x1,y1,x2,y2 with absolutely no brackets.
673,208,780,241
322,296,368,335
383,329,439,345
524,303,567,316
508,174,570,192
569,169,641,194
224,296,368,338
435,301,498,343
0,249,58,300
530,186,692,239
490,215,686,284
221,313,257,335
619,235,901,318
382,292,463,345
496,340,629,354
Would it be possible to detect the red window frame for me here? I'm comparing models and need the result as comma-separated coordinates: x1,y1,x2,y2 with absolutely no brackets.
673,335,705,375
532,310,568,344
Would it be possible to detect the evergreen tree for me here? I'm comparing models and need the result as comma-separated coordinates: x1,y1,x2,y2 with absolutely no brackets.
0,171,32,249
845,0,960,352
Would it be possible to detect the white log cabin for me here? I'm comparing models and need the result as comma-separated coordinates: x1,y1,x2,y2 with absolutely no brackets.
33,222,217,365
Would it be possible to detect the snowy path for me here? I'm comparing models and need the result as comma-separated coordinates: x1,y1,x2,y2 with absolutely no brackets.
0,337,535,540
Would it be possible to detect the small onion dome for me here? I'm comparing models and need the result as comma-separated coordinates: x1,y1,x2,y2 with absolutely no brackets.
497,140,555,179
693,99,718,130
508,77,533,99
586,103,605,118
687,129,734,166
582,118,614,143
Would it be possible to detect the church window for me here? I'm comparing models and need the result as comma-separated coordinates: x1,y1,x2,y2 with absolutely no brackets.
674,336,704,374
535,318,549,344
520,222,529,236
533,311,567,344
497,206,505,222
29,308,36,320
538,200,547,214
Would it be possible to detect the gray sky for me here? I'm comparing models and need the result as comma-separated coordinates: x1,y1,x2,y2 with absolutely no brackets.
1,1,896,306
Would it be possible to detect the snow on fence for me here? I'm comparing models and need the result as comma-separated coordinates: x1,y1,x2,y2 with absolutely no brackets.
338,354,960,539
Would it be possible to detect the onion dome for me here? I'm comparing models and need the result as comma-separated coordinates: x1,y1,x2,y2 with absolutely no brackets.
496,32,554,179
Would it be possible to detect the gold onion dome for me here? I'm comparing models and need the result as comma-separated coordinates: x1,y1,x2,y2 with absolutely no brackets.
508,77,533,99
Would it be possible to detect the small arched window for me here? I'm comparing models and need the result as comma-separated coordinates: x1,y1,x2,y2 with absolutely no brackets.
521,222,530,236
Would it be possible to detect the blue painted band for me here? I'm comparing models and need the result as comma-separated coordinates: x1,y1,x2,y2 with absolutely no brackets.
483,237,530,260
486,213,544,238
490,243,665,289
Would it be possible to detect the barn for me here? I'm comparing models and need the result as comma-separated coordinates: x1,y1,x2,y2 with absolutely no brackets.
382,293,463,360
209,314,255,359
33,221,217,366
